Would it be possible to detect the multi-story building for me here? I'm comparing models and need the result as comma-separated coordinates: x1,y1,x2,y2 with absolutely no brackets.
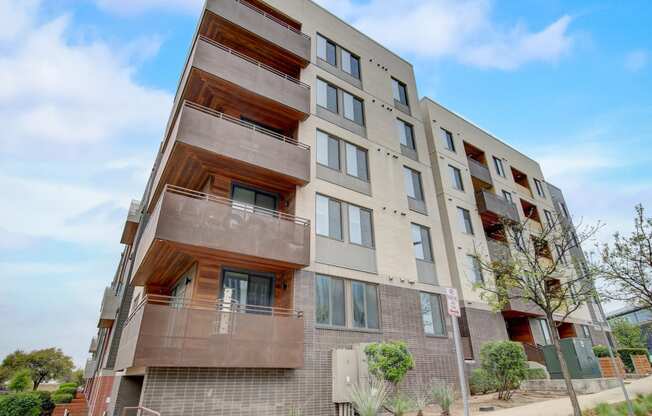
82,1,609,415
420,99,609,364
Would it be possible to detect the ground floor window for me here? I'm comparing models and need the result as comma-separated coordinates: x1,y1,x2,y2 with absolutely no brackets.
420,292,446,336
315,275,379,330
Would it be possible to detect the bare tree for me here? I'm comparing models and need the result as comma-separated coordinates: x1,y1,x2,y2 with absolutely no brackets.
599,204,652,309
472,210,600,416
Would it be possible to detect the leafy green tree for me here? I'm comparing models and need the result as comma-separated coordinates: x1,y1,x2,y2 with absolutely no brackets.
0,392,42,416
611,318,644,349
7,369,32,392
1,348,74,391
479,341,528,401
364,341,415,388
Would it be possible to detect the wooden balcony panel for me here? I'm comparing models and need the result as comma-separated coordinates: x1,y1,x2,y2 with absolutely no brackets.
115,295,304,370
98,287,120,328
133,186,310,287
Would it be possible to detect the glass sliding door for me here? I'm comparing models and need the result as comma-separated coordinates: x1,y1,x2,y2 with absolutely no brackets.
231,185,278,215
221,270,274,313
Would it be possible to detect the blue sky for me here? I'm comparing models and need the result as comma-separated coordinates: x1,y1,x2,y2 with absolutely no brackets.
0,0,650,367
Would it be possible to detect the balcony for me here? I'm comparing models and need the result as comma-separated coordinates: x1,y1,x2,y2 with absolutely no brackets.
114,295,304,370
133,185,310,287
206,0,311,65
120,200,140,245
467,157,493,188
476,190,519,224
150,101,310,210
84,358,98,379
188,36,309,118
88,337,98,353
98,287,120,328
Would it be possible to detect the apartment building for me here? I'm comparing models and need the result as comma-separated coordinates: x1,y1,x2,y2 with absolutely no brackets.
420,98,609,364
81,1,608,415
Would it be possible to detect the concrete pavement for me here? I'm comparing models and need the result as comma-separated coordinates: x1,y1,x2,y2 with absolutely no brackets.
488,376,652,416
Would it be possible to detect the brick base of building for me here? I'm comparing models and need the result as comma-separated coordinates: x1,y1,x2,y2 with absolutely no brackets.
132,271,461,416
88,374,115,416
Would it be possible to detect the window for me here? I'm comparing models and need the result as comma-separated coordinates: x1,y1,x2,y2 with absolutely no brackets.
534,178,546,197
420,292,446,336
404,167,424,201
555,244,567,265
316,79,338,113
316,275,379,330
341,48,360,79
502,190,513,203
580,324,592,342
467,255,483,283
316,130,340,170
391,78,409,106
544,209,555,226
559,202,569,218
493,157,506,177
348,204,373,247
316,34,336,66
315,275,345,326
411,223,433,261
343,91,364,125
352,281,380,329
449,165,464,191
537,319,552,345
345,142,368,180
458,207,474,235
316,194,342,240
396,119,416,150
232,185,277,211
440,128,455,152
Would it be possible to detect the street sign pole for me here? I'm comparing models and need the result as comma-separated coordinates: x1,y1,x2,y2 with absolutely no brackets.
446,288,470,416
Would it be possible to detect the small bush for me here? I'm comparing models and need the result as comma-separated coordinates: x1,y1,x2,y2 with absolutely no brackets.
617,348,649,372
526,368,547,380
55,386,77,396
384,393,414,416
51,393,73,404
431,383,454,416
364,341,415,387
7,369,32,392
348,378,390,416
33,391,55,416
0,392,42,416
479,341,528,401
57,382,78,390
592,345,610,358
469,368,497,395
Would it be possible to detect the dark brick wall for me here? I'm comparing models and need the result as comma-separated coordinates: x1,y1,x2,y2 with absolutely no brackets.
137,271,460,416
462,306,509,365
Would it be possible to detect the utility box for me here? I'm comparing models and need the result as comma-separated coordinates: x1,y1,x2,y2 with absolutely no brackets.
542,338,601,379
332,343,371,403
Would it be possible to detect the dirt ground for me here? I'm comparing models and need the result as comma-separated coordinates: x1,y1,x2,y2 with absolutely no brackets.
402,390,569,415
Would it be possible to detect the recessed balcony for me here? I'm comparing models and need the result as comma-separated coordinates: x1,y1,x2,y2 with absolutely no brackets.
475,190,519,225
120,200,140,245
133,185,310,287
114,295,304,370
467,157,493,188
205,0,311,66
149,101,310,212
98,287,120,328
84,358,98,379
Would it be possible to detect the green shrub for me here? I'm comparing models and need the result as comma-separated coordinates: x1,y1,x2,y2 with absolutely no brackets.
617,348,649,372
348,378,390,416
469,368,497,395
526,368,548,380
364,341,415,387
0,392,43,416
33,391,55,416
430,383,454,416
55,386,77,396
7,369,32,392
51,393,73,404
57,382,78,390
479,341,528,401
592,345,610,358
384,393,415,416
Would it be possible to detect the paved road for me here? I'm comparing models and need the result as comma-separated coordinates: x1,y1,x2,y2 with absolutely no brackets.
488,376,652,416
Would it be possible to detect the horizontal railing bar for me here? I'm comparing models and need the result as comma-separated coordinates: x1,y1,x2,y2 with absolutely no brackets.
165,184,311,226
183,101,310,150
235,0,310,39
198,35,310,89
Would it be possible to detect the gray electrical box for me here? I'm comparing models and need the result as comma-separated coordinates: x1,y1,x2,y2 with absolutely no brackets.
332,343,371,403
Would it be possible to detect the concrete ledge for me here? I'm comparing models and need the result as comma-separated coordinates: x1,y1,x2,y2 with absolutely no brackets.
521,378,621,395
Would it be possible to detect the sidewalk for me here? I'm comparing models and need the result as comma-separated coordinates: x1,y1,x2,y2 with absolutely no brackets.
487,376,652,416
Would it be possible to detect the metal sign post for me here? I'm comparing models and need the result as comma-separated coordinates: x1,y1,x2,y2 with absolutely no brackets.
446,288,470,416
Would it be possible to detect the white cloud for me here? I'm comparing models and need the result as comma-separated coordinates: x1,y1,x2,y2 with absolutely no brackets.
0,6,171,151
95,0,203,16
624,49,648,72
316,0,575,70
0,0,37,41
